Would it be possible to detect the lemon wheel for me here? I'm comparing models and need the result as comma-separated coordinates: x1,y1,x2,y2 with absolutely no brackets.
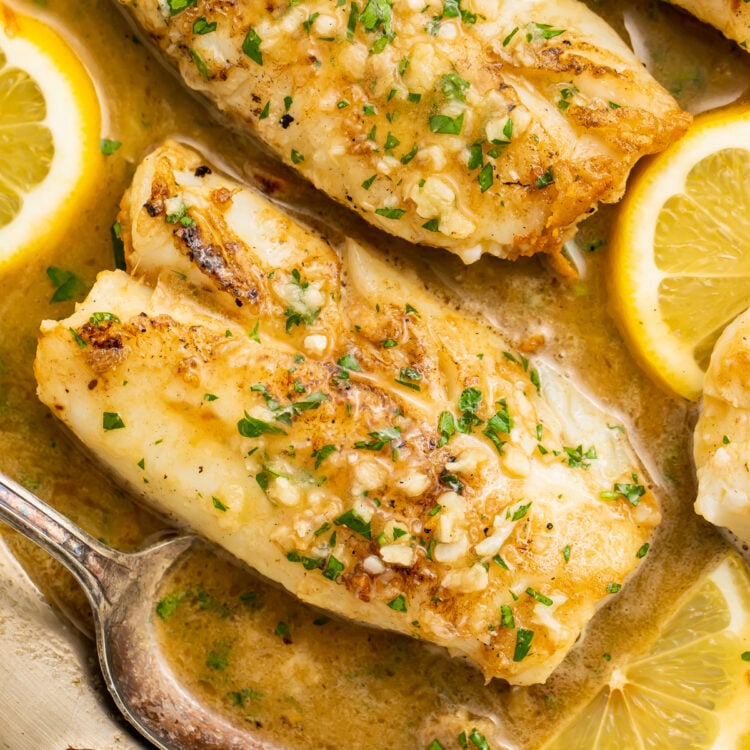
543,552,750,750
610,107,750,401
0,3,100,266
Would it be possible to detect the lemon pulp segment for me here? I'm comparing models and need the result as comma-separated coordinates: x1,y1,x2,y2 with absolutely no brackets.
543,553,750,750
0,3,100,265
0,46,52,227
611,108,750,401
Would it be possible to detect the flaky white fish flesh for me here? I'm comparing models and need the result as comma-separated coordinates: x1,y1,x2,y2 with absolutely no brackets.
668,0,750,51
117,0,690,270
35,142,660,684
694,307,750,545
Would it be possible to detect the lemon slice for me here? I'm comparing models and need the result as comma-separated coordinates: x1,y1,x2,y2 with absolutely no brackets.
610,107,750,401
0,3,100,266
543,553,750,750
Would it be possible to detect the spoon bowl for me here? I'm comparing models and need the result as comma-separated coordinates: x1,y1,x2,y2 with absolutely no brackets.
0,470,270,750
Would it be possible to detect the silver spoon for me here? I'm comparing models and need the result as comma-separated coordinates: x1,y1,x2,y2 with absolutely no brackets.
0,470,270,750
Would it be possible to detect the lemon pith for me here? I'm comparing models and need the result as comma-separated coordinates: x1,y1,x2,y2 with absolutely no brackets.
543,553,750,749
610,108,750,401
0,2,101,265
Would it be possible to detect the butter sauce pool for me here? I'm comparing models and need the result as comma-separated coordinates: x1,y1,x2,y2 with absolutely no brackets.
0,0,748,747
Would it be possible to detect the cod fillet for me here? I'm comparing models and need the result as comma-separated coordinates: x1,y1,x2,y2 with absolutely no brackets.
668,0,750,51
36,142,660,684
117,0,690,269
694,307,750,545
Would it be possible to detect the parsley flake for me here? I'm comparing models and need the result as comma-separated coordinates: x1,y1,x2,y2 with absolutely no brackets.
242,27,263,65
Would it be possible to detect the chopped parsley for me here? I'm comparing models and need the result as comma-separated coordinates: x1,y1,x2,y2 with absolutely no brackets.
211,496,228,512
468,141,484,170
312,444,336,469
334,508,372,539
229,688,262,706
441,0,476,25
457,387,483,433
47,266,85,303
165,199,194,226
440,473,463,494
440,72,470,101
507,501,532,522
526,587,553,606
387,593,407,612
500,604,515,628
483,399,512,454
395,366,421,390
534,166,555,189
429,112,464,135
513,628,534,661
563,444,597,468
102,412,125,431
284,304,320,332
375,206,406,220
287,550,325,570
111,221,126,270
99,138,121,155
400,144,419,164
189,48,209,80
558,84,579,111
193,16,217,34
242,27,263,65
273,391,329,425
493,554,509,570
237,412,287,437
534,22,566,39
167,0,196,14
478,162,493,192
502,26,519,46
358,0,395,52
438,411,457,447
355,426,401,451
337,353,362,371
604,475,646,506
467,728,491,750
155,590,187,619
302,11,319,33
323,554,345,581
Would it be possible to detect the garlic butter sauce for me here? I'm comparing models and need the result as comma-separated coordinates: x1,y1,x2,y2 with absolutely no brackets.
0,0,748,747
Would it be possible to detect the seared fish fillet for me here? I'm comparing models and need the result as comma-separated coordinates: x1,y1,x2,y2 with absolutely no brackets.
118,0,690,268
694,308,750,545
36,142,660,684
668,0,750,50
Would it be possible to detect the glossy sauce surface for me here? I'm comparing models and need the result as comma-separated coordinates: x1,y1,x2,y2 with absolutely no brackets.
0,0,749,747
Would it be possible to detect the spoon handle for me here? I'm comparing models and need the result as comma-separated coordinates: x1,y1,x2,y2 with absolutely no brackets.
0,470,126,605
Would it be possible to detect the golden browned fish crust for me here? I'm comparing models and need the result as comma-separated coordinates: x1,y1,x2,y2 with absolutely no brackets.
118,0,690,268
36,142,661,684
